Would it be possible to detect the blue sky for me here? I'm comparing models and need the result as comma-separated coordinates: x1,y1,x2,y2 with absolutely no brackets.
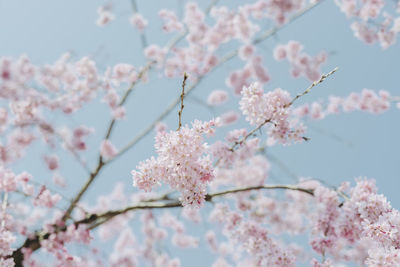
1,0,399,265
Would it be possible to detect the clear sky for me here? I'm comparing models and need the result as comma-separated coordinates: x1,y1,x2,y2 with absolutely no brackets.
1,0,399,265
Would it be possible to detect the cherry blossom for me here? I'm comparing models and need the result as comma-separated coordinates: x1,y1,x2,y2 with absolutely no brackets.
132,120,218,207
207,90,229,106
1,1,400,266
273,40,327,81
130,13,148,31
96,5,115,27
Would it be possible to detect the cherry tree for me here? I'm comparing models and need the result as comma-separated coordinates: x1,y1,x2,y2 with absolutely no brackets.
1,0,400,266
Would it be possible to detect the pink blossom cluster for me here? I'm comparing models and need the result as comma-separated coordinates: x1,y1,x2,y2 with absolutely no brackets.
159,9,184,33
203,180,316,265
226,55,270,95
159,3,218,78
139,1,311,84
207,5,260,47
109,228,138,266
159,212,199,249
2,0,400,266
0,129,35,165
219,111,240,126
102,62,143,119
293,89,391,120
144,45,166,66
100,140,118,160
205,178,400,266
0,169,37,199
0,54,151,194
44,155,59,171
0,168,39,265
248,191,312,235
213,155,269,189
137,211,181,267
273,41,327,81
96,5,115,27
84,183,132,241
0,54,138,167
242,0,305,25
209,203,296,266
305,179,400,265
150,2,266,80
94,0,318,85
211,128,260,168
347,180,400,265
130,13,148,31
239,83,290,126
33,185,61,208
37,224,92,266
132,120,218,207
207,90,229,106
42,156,64,188
0,169,67,265
239,82,306,144
60,125,94,152
335,0,400,48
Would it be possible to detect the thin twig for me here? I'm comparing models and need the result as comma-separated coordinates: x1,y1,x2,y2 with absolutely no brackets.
177,73,188,131
286,67,338,107
165,0,220,51
231,119,272,152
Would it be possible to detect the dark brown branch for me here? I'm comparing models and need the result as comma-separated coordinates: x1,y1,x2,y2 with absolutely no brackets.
77,183,314,229
61,61,154,222
206,184,314,201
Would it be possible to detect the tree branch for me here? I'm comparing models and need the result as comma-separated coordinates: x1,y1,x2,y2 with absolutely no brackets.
76,183,315,229
10,182,313,266
177,73,188,131
286,67,338,107
61,61,154,222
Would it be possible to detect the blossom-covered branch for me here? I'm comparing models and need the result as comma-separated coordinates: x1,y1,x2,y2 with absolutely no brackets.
109,1,324,164
2,0,400,266
10,182,314,266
